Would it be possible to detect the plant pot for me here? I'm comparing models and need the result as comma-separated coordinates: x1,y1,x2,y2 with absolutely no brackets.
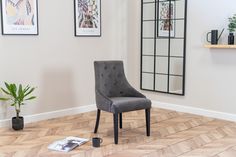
12,117,24,130
228,33,235,45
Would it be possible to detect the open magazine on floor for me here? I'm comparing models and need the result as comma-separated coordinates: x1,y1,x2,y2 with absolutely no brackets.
48,136,89,152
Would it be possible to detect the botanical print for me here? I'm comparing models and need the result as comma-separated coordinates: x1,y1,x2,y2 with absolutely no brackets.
5,0,35,25
1,0,38,34
158,1,175,37
75,0,101,36
78,0,99,28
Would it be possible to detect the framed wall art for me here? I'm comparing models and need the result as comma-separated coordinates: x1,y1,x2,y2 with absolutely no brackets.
0,0,39,35
157,0,175,37
74,0,101,37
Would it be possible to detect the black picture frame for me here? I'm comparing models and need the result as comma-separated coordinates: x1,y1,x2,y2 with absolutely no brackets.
0,0,39,35
74,0,101,37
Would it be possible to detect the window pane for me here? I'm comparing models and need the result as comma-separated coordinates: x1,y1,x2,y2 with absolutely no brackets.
170,57,183,75
156,57,168,74
142,56,154,72
169,76,183,94
155,74,168,92
142,39,154,55
156,38,169,56
143,3,155,20
142,73,154,90
170,39,184,57
143,21,154,38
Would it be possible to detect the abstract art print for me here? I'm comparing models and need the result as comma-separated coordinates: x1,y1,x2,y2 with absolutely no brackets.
158,0,175,37
0,0,38,35
74,0,101,37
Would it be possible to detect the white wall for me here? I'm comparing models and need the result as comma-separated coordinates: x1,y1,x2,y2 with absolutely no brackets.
0,0,127,119
2,0,236,121
127,0,236,115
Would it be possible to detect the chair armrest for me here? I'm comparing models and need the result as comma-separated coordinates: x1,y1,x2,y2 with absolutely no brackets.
95,89,113,112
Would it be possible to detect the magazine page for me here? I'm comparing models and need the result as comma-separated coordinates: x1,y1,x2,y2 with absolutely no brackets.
48,136,89,152
48,139,78,152
65,136,89,146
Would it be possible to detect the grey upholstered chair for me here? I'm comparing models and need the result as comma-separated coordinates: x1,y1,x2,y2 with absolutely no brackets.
94,60,151,144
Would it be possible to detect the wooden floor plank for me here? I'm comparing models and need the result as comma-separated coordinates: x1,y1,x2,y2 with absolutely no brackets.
0,108,236,157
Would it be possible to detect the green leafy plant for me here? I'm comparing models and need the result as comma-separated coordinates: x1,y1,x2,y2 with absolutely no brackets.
0,82,36,118
228,14,236,33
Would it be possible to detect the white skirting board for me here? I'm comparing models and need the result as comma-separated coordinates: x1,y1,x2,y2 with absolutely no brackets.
1,100,236,128
152,100,236,122
0,104,97,128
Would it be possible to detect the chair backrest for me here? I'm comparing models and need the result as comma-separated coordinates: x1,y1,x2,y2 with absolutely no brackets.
94,61,129,97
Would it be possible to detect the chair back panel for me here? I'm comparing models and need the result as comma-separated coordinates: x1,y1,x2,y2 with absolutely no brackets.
94,61,128,97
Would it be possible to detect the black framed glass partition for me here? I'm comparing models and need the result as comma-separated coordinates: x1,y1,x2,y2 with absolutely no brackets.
141,0,187,95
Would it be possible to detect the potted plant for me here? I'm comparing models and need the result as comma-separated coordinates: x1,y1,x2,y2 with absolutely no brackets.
228,14,236,45
0,82,36,130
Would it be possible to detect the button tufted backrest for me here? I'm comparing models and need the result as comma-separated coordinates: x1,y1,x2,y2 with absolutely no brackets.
94,61,129,97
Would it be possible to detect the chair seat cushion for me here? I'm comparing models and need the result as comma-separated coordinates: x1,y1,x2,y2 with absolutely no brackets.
110,97,151,113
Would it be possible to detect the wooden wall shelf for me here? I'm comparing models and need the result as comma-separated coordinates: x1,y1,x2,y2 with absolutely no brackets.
204,44,236,49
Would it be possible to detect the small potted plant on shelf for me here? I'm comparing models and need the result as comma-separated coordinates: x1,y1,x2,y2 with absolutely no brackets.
0,82,36,130
228,14,236,45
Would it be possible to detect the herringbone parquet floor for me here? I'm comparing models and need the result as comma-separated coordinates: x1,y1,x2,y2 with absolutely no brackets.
1,108,236,157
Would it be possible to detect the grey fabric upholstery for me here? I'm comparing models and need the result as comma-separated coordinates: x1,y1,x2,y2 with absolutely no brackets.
94,60,151,113
110,97,151,113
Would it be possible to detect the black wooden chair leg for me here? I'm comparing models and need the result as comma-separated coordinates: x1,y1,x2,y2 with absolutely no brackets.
145,108,150,136
119,113,122,129
94,109,101,133
113,113,119,144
